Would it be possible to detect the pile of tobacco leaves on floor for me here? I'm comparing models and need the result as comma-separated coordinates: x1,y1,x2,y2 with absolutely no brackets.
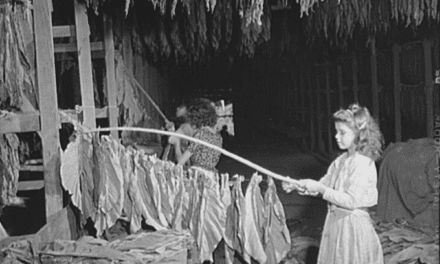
280,212,439,264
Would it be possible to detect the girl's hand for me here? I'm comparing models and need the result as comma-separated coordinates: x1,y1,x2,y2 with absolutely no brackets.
165,121,175,132
282,181,297,193
299,179,326,194
282,180,306,193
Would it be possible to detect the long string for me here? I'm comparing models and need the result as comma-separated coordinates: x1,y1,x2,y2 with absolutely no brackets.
85,127,300,185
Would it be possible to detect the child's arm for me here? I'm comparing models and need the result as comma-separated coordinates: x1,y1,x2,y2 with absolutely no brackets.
321,156,378,210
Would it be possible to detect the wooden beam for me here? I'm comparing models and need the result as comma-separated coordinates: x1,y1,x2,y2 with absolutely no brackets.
325,65,333,154
423,39,434,138
34,0,63,219
307,71,315,150
370,40,380,120
54,41,103,53
352,54,359,102
59,107,109,123
337,63,344,108
18,180,45,192
19,165,44,172
299,72,306,124
103,11,119,139
315,68,324,152
52,25,76,38
392,44,402,142
74,0,96,130
0,112,40,134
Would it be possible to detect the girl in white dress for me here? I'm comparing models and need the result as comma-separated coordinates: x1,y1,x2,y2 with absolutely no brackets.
283,103,384,264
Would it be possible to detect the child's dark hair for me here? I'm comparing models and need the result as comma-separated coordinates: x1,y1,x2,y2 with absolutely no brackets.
333,103,384,161
187,98,217,128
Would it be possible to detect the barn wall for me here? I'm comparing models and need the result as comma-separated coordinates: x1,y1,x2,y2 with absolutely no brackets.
105,3,177,144
236,35,440,160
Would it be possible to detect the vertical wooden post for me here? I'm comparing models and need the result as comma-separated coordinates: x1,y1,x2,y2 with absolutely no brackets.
103,11,119,139
352,55,359,103
315,67,324,152
423,39,434,138
34,0,63,219
392,44,402,142
299,71,306,123
307,71,315,150
370,40,380,120
337,62,344,108
325,64,333,154
74,0,96,129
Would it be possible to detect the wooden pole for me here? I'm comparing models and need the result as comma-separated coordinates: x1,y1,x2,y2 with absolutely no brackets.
337,62,344,108
370,40,380,120
423,39,434,138
34,0,63,219
315,67,324,152
103,10,119,139
307,71,315,150
392,44,402,142
299,71,306,123
352,54,359,103
325,64,333,154
74,0,97,129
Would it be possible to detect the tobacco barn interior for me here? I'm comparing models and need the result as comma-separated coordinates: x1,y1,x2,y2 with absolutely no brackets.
0,0,439,263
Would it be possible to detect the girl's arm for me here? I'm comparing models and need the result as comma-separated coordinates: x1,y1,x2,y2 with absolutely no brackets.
319,161,337,187
177,149,192,166
173,140,184,161
322,156,378,210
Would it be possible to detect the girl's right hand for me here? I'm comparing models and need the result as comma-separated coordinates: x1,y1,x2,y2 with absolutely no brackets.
282,181,306,193
282,181,296,193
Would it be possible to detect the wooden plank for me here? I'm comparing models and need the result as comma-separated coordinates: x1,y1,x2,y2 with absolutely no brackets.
0,112,40,134
59,107,109,123
352,55,359,102
52,25,75,38
423,39,434,138
315,68,325,152
392,44,402,142
370,40,380,120
307,71,315,150
295,74,300,123
299,72,306,124
325,65,333,154
19,165,44,172
54,41,103,53
18,180,45,191
33,0,63,219
55,50,105,60
103,11,119,139
337,63,344,108
74,0,96,130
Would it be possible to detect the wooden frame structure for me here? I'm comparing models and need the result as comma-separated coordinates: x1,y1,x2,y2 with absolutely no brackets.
0,0,119,220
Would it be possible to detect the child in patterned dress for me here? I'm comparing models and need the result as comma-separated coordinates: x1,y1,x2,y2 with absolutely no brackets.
170,98,222,171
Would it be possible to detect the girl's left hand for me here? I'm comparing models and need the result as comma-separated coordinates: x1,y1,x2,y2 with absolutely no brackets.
299,179,326,194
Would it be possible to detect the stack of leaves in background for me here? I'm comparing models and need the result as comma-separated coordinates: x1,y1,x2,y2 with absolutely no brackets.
280,214,439,264
374,217,439,264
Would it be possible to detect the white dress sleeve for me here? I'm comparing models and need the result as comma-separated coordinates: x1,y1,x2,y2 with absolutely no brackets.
322,155,378,210
319,153,344,187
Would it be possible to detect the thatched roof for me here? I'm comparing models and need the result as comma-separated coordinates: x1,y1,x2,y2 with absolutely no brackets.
86,0,440,63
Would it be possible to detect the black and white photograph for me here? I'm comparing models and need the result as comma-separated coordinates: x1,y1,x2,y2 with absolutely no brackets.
0,0,439,263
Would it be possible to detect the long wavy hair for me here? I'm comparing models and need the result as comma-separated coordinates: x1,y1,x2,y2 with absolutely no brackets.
187,98,217,128
333,103,384,161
